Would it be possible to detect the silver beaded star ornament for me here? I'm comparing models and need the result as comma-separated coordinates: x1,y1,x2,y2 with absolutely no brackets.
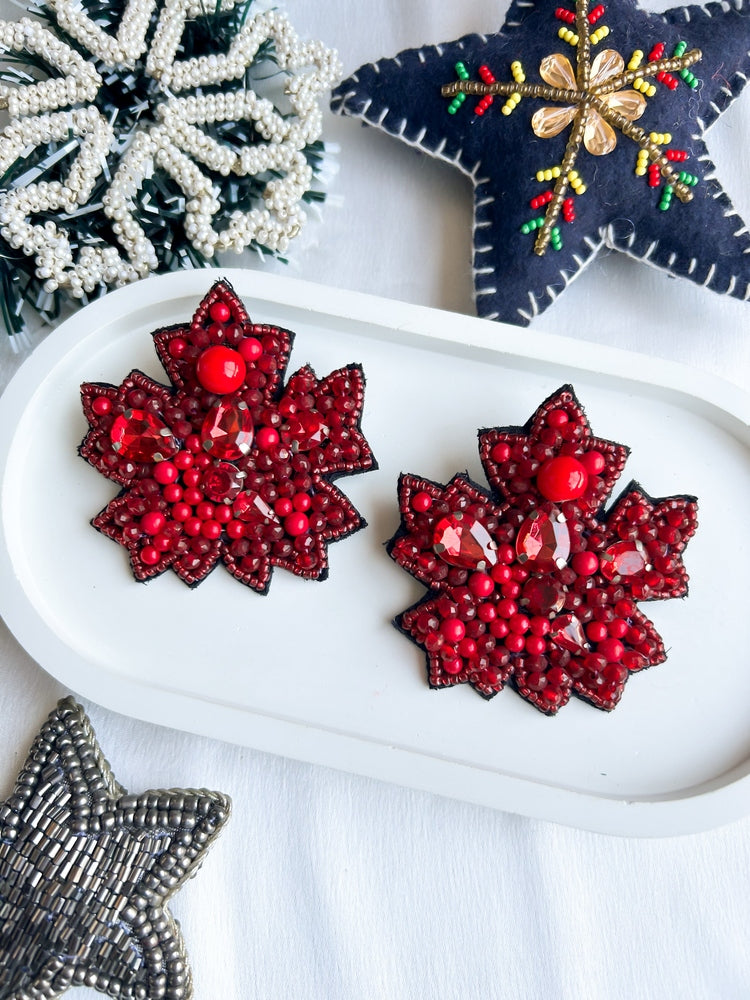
0,0,341,335
0,698,231,1000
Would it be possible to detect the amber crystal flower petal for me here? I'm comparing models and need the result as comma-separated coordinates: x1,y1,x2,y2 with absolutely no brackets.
583,110,617,155
604,88,647,121
539,52,578,90
590,48,625,88
532,104,578,140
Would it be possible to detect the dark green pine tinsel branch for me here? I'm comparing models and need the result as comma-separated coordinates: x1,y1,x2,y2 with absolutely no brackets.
0,0,332,338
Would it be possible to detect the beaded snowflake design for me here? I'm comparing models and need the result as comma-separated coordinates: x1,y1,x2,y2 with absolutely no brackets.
80,280,375,592
332,0,750,325
0,698,230,1000
388,386,698,714
0,0,341,337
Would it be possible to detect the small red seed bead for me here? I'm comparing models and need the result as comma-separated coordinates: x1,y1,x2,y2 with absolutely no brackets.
615,598,636,618
490,442,511,463
586,621,608,643
608,618,629,639
477,603,497,622
442,656,463,675
580,450,606,475
525,635,546,656
201,519,222,540
238,337,263,362
441,618,466,643
572,551,599,576
183,487,203,506
226,519,245,539
505,633,525,653
163,484,183,504
92,396,111,416
411,491,433,513
172,502,191,522
490,619,510,638
141,511,166,536
182,468,201,488
186,434,202,454
497,598,518,618
508,612,530,635
174,451,193,470
153,461,178,485
468,572,494,598
497,544,515,565
140,545,160,565
491,564,512,584
598,637,625,662
529,616,551,637
215,505,232,524
168,337,187,359
458,637,477,658
293,493,312,512
209,301,231,323
275,498,294,517
546,408,569,427
183,517,202,537
196,501,215,521
153,533,172,552
285,512,309,537
256,426,280,451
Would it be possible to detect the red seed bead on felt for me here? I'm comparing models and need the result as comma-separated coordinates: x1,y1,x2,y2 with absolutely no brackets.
238,337,263,362
256,426,280,451
174,450,193,470
442,656,463,675
580,450,606,475
196,346,246,394
153,461,178,485
468,572,494,598
168,337,187,359
491,564,512,585
140,545,160,565
92,396,111,416
490,442,511,463
537,456,588,501
586,621,608,643
201,519,222,539
411,491,433,513
285,512,309,536
458,637,477,658
209,301,231,323
525,635,546,656
275,498,293,517
141,511,166,536
505,633,525,653
598,637,625,662
546,408,569,428
293,493,312,512
183,517,202,536
477,603,497,622
572,551,599,576
508,612,530,635
441,618,466,643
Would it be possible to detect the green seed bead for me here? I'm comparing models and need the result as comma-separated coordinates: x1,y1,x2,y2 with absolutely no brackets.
673,41,686,57
447,92,466,114
455,61,469,80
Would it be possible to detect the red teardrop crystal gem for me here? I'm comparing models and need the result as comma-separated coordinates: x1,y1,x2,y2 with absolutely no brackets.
232,491,278,524
600,539,648,580
433,513,498,569
522,576,566,616
515,507,571,569
549,614,589,654
286,411,328,451
201,400,254,460
202,462,245,503
110,408,178,462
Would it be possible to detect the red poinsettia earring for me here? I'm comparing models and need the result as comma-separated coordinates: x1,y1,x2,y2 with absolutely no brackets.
80,280,375,593
388,385,697,714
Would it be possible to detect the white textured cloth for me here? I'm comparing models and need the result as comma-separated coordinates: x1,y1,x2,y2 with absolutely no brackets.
2,2,750,998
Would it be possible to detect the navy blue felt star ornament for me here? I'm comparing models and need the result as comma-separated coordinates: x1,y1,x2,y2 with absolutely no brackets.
332,0,750,325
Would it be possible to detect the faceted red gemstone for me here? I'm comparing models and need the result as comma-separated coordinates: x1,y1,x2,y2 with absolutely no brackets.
433,513,498,569
202,462,245,503
232,491,278,524
286,411,328,450
110,408,178,462
196,345,247,394
201,400,254,459
549,614,589,654
600,540,648,581
536,456,588,501
515,507,570,569
522,576,566,616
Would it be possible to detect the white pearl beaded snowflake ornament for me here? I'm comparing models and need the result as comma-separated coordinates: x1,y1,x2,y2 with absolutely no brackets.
0,0,341,335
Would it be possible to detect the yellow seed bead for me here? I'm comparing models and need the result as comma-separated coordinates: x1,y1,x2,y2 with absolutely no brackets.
577,184,587,194
568,170,578,181
628,50,643,70
558,27,579,45
502,105,513,116
536,171,545,182
662,132,672,143
635,165,647,176
552,166,561,178
511,61,526,83
646,84,656,97
591,26,610,44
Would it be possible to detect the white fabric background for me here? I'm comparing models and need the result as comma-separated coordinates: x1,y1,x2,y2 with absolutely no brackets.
1,1,750,997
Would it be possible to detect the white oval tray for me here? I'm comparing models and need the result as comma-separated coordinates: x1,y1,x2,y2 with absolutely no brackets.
1,268,749,837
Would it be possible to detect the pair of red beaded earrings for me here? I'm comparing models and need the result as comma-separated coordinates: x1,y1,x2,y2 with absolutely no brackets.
79,281,697,714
